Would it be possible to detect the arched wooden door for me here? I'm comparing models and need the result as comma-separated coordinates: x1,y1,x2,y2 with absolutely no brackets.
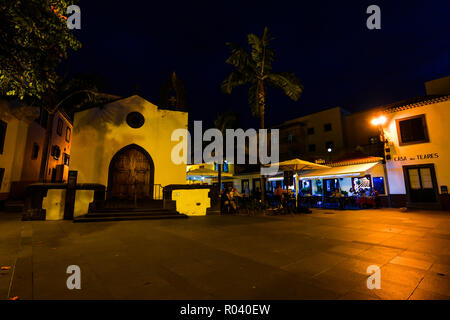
108,145,154,200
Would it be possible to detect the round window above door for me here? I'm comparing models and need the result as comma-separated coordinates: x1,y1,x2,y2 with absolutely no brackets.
126,112,145,129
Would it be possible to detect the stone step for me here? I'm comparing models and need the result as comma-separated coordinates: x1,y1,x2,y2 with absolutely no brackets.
89,207,169,214
74,212,187,223
97,199,165,209
84,209,177,218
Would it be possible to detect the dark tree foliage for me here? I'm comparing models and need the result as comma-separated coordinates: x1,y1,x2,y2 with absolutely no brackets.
0,0,81,101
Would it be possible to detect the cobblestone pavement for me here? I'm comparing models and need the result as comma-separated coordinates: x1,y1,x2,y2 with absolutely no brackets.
2,208,450,299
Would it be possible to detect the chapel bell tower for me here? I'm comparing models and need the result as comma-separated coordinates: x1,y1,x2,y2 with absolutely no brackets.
159,71,186,111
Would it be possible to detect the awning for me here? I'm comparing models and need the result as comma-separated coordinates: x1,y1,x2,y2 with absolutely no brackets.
299,162,380,180
187,168,233,178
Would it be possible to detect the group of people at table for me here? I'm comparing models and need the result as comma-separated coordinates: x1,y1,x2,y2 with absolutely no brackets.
220,187,260,214
220,184,381,214
301,186,381,209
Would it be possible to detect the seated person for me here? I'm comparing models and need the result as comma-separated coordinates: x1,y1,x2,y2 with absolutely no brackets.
348,188,355,197
331,188,344,209
331,188,342,198
359,189,367,197
233,188,243,198
224,187,237,213
348,187,356,207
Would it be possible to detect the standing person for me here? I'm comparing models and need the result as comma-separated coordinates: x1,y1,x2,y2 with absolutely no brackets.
220,188,226,214
233,188,243,211
371,188,380,208
226,187,237,213
348,187,356,208
274,185,287,209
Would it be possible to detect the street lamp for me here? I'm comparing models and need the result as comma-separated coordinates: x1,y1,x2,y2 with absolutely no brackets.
370,115,387,126
371,115,391,207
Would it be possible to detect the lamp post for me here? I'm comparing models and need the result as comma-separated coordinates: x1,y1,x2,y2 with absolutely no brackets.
371,115,391,208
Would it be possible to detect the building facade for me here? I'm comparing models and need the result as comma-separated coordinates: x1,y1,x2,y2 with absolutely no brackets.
70,95,188,203
20,108,72,184
381,95,450,209
274,106,349,162
258,76,450,210
0,101,72,201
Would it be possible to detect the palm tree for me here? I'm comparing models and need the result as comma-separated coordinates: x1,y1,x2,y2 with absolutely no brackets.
214,111,239,193
221,26,303,130
222,26,303,202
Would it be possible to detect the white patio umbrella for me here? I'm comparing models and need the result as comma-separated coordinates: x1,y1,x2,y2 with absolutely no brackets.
265,159,330,204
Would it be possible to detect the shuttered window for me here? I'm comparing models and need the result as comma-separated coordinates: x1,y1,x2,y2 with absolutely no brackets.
397,114,429,145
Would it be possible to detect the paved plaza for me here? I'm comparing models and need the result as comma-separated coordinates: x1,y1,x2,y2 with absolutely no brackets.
1,208,450,300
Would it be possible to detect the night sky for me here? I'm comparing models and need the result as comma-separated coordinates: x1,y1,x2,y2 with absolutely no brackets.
67,0,450,128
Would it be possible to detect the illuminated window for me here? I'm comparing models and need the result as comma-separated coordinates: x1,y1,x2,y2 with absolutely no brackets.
215,162,229,172
373,177,385,194
396,114,429,145
63,153,70,166
352,176,372,193
223,161,229,173
65,127,71,142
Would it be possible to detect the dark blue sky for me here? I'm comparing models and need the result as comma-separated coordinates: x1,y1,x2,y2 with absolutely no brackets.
68,0,450,128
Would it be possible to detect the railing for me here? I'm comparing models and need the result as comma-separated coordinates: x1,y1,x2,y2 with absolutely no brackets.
153,184,163,200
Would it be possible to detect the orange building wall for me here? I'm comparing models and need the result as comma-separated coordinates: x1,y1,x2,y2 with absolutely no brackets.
20,121,45,182
44,112,72,182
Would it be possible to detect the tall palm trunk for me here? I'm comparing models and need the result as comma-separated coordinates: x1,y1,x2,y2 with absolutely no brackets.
39,111,55,182
258,80,266,203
